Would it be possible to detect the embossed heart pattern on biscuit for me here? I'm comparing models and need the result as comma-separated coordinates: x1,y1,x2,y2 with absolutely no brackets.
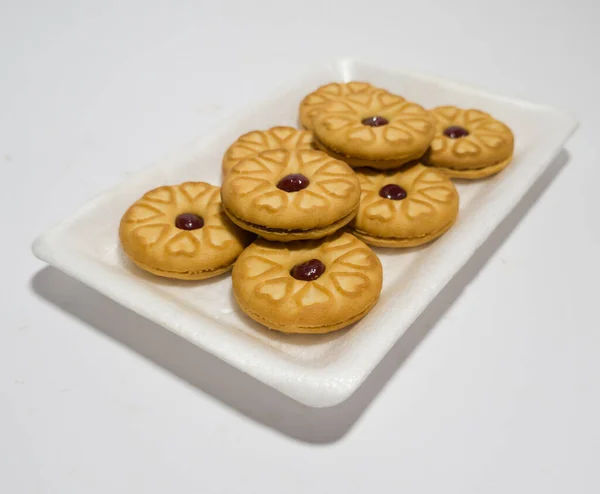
425,106,514,175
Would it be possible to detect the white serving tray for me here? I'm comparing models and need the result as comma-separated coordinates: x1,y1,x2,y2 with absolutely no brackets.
32,60,578,408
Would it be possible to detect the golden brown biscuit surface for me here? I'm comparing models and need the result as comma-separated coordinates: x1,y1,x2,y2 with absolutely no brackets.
119,182,254,280
221,149,361,242
224,207,358,243
299,81,375,130
311,89,435,168
424,106,514,179
222,126,313,175
349,164,459,248
232,232,383,333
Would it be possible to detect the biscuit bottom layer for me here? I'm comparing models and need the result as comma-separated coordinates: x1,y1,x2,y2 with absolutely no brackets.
223,205,358,241
350,220,455,248
235,293,380,334
126,255,234,280
314,138,426,169
427,155,513,180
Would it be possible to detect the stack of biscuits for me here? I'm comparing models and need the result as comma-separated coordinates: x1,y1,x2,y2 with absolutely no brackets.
119,81,515,334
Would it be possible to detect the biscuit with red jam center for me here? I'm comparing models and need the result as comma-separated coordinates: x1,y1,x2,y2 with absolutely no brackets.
350,163,459,247
424,106,514,179
221,149,361,242
232,232,383,334
120,182,254,280
312,89,436,169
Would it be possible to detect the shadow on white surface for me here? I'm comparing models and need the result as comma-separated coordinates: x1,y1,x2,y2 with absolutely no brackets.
30,150,569,444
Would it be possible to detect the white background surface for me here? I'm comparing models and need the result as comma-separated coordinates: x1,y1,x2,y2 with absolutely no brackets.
2,0,599,492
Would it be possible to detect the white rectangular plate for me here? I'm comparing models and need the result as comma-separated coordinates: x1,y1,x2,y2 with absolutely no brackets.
33,60,578,408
